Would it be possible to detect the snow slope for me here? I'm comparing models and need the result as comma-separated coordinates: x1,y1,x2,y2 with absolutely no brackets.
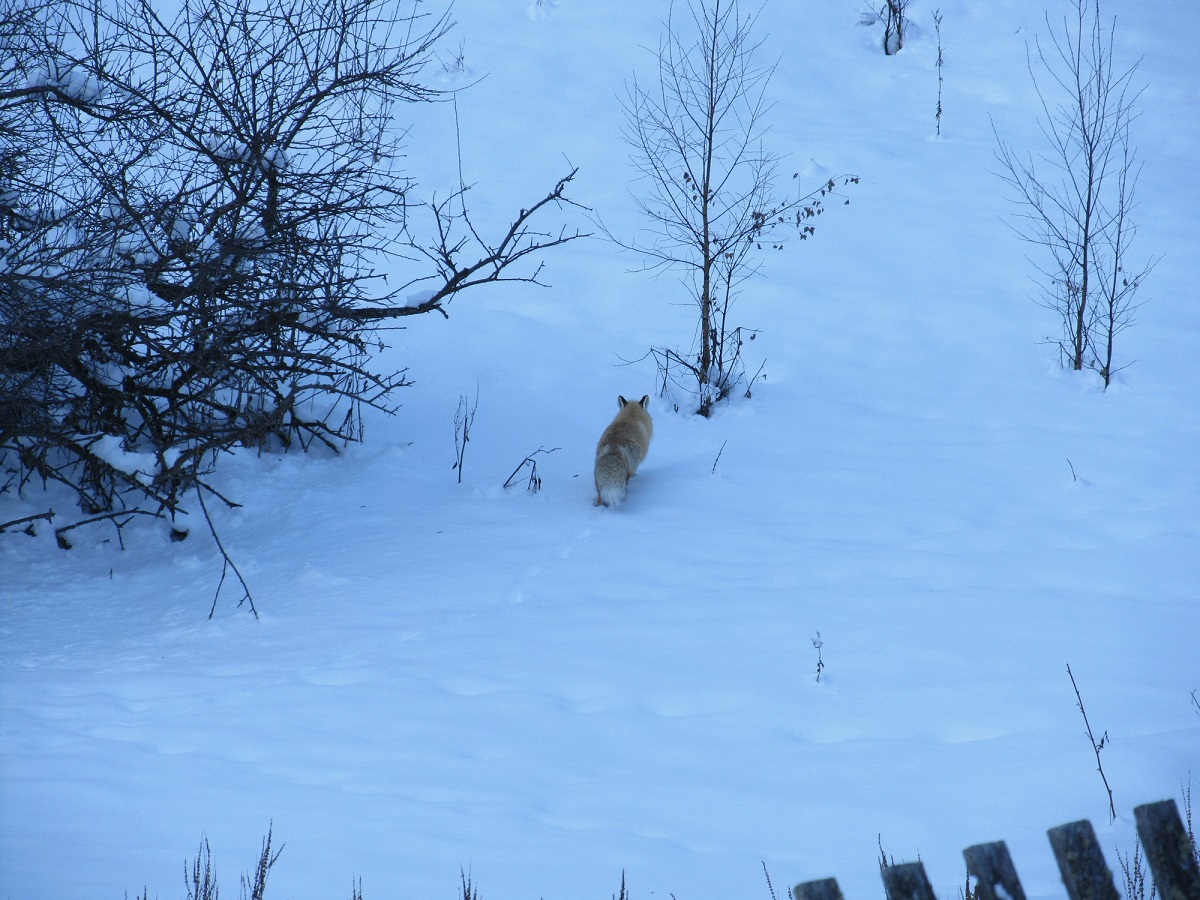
2,2,1198,899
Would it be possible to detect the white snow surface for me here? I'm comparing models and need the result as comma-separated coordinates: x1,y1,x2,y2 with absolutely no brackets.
3,2,1199,899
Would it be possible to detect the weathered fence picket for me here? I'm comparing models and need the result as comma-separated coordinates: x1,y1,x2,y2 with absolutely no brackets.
791,877,844,900
878,861,935,900
1134,800,1200,900
792,798,1197,900
963,840,1026,900
1047,819,1120,900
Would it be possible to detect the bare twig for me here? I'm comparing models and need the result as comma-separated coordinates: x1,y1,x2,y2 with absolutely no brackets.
186,836,217,900
196,484,256,620
1067,662,1116,822
54,509,161,550
0,509,55,534
1116,836,1151,900
878,834,895,870
240,824,282,900
502,446,560,493
934,9,944,135
762,862,779,900
745,358,766,399
459,866,480,900
711,440,727,474
1183,776,1197,867
347,169,591,323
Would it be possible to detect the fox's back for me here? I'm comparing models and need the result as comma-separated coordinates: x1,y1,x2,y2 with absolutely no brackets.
596,400,652,468
594,395,653,507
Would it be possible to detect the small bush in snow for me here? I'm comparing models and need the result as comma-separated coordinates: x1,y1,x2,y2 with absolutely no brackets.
859,0,911,56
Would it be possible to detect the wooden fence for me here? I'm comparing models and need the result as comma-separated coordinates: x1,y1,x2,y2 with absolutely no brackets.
793,799,1200,900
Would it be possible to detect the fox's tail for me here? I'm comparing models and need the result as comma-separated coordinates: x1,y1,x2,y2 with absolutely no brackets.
595,454,629,507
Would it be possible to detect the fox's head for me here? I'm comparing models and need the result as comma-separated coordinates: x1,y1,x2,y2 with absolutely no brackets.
617,395,650,410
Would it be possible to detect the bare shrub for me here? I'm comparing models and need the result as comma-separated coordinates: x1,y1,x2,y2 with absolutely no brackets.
859,0,911,56
1,0,583,607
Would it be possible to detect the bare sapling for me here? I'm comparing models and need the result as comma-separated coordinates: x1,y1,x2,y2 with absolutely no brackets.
617,0,854,417
992,0,1155,388
452,388,479,484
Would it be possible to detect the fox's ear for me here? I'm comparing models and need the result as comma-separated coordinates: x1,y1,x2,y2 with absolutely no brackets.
617,395,628,408
639,395,649,408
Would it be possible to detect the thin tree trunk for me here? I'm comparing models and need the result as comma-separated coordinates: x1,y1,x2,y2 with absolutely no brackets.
697,1,722,412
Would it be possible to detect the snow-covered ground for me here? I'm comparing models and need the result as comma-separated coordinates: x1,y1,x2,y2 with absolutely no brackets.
3,2,1198,899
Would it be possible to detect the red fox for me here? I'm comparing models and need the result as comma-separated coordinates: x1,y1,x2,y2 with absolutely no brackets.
594,395,653,507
